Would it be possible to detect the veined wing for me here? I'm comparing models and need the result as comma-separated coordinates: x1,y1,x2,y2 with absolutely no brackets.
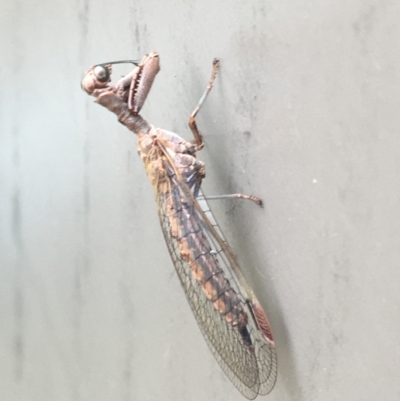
154,144,277,399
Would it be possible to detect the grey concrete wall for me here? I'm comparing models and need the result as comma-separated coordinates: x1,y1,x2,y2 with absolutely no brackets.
1,0,399,400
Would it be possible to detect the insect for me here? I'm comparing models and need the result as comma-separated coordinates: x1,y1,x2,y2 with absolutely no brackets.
81,52,277,399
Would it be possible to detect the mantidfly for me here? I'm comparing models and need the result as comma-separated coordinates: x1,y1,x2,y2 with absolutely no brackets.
81,52,277,399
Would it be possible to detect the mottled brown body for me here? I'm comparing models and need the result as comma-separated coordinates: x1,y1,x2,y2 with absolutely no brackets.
137,132,249,333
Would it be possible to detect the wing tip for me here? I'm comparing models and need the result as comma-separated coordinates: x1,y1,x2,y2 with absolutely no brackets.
251,301,275,345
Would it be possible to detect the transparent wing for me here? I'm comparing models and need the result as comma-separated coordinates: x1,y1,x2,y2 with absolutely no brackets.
155,155,277,399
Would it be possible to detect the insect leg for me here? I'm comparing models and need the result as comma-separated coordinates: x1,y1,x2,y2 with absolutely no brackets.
128,52,160,114
197,193,263,207
188,58,220,151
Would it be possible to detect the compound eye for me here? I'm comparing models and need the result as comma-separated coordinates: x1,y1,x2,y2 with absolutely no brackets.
93,65,110,82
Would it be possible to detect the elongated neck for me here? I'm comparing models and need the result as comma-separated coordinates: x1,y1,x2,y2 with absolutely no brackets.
95,91,152,135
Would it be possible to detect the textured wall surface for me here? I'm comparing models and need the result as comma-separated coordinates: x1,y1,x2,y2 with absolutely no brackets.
1,1,399,400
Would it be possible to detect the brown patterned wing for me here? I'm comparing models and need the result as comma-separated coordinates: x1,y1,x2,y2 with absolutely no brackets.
154,155,277,399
